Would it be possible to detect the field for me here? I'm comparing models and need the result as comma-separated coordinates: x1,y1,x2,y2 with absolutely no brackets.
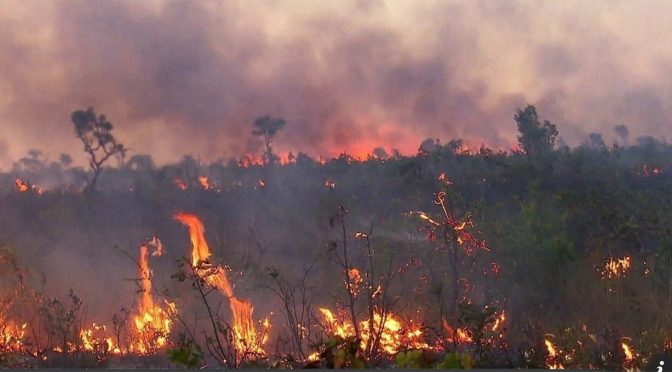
1,120,671,369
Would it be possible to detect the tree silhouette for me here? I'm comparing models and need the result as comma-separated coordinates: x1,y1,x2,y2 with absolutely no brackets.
71,108,126,192
515,105,558,164
252,115,286,164
614,124,629,146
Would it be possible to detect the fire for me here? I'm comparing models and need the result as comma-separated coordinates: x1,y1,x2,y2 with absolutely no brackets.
491,312,506,332
545,339,557,357
15,178,29,193
318,308,355,339
405,211,441,226
238,156,264,168
198,176,210,189
347,268,363,297
442,319,473,344
197,176,219,191
174,178,188,190
545,337,564,369
456,328,472,343
641,164,663,177
621,339,637,367
130,237,174,354
599,256,632,279
622,342,633,360
438,172,452,185
0,321,26,353
174,213,268,358
318,307,428,354
80,323,120,354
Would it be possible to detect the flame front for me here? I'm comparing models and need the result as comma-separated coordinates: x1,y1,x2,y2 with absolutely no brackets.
80,323,120,355
318,307,428,354
0,321,26,353
174,212,267,358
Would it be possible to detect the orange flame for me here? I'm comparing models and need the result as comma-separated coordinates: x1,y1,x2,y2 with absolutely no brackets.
347,268,363,297
491,312,506,332
198,176,219,191
14,178,29,193
438,172,452,185
622,339,636,366
600,256,632,280
318,307,428,354
441,319,473,345
198,176,210,189
0,321,26,353
174,178,188,190
545,337,564,369
130,237,174,354
80,323,121,354
174,213,268,358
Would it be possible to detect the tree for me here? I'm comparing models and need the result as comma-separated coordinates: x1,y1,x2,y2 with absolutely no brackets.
585,133,606,150
251,115,286,164
614,124,629,146
418,138,439,156
372,147,389,160
514,105,558,163
71,108,126,193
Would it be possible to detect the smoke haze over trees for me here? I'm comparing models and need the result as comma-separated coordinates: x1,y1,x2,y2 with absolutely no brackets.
2,1,672,168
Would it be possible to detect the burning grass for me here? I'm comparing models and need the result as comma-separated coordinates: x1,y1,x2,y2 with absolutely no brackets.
2,147,672,369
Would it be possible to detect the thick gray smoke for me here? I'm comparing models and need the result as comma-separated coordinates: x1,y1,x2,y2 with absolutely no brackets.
1,0,671,169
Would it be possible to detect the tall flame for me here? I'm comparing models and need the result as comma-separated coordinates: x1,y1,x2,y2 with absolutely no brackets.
130,237,174,354
173,213,267,358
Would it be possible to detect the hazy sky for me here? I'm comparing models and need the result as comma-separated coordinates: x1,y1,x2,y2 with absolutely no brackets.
1,0,671,167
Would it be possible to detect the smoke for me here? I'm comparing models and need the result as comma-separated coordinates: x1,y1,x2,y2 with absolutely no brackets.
1,0,672,168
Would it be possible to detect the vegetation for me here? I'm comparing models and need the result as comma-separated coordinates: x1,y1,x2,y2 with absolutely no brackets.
0,105,670,368
71,108,126,193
